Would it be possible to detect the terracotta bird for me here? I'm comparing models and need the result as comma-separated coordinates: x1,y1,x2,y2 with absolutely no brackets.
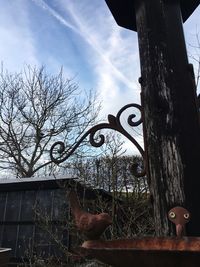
168,206,191,237
68,189,112,240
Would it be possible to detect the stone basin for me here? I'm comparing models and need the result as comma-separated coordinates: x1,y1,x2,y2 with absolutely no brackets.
79,237,200,267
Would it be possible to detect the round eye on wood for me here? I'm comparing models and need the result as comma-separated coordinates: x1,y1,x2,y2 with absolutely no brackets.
184,213,190,219
169,211,176,219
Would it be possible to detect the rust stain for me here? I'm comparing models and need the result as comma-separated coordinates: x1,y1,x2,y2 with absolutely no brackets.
79,237,200,267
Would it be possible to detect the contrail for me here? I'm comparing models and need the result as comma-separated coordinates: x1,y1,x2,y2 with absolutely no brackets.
66,3,135,90
31,0,137,90
31,0,78,34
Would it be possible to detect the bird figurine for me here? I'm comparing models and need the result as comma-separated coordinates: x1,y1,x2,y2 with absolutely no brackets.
68,189,112,240
168,206,191,237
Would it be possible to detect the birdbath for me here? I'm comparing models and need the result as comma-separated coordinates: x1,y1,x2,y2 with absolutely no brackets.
50,0,200,266
76,0,200,266
79,237,200,267
68,192,200,267
67,188,200,266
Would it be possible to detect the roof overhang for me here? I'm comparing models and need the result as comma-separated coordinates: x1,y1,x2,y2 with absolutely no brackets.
105,0,200,31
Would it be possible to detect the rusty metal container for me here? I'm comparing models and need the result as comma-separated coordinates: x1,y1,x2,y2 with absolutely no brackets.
79,237,200,267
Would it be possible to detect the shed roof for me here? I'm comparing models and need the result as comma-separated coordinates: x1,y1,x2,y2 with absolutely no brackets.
105,0,200,31
0,175,113,200
0,175,77,191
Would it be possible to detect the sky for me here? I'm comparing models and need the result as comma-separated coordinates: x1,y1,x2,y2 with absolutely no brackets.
0,0,199,154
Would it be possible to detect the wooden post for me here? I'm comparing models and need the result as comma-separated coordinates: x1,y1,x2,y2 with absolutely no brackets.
134,0,200,236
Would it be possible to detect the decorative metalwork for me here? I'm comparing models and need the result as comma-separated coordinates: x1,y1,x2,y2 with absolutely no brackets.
50,103,146,177
168,207,191,237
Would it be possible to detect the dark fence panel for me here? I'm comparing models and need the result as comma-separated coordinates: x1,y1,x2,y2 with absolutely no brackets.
0,177,72,262
0,176,112,263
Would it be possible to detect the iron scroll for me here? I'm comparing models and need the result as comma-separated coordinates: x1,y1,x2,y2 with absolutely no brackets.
50,103,146,177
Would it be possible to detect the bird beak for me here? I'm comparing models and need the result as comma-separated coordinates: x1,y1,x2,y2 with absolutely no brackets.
176,224,184,237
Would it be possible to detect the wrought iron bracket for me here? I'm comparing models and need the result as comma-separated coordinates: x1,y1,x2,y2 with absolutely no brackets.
50,103,146,177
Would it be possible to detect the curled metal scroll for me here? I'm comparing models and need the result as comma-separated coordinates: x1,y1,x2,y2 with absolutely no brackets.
50,103,146,177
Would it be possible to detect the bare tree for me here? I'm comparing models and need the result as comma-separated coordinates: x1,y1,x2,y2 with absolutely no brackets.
188,32,200,91
0,65,100,177
65,132,152,239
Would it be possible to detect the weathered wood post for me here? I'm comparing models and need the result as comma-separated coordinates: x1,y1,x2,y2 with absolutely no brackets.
105,0,200,236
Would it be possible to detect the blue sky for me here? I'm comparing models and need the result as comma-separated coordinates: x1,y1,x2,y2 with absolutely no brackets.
0,0,199,153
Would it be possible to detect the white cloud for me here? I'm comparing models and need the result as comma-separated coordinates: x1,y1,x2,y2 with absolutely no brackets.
29,0,145,155
3,0,199,157
61,1,143,152
0,0,38,71
31,0,78,34
32,0,141,117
